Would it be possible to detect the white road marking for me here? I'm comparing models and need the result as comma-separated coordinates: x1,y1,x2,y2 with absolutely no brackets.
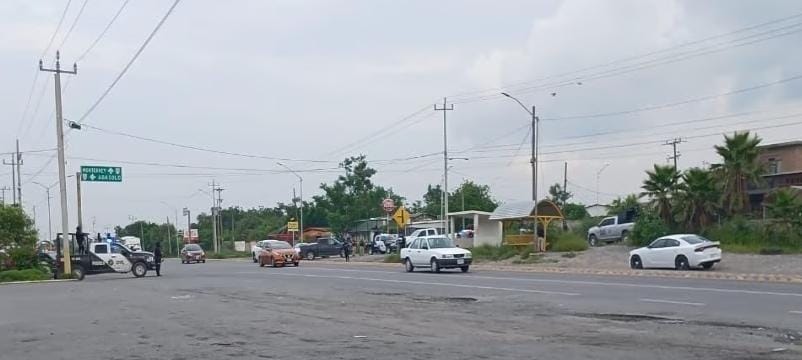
790,311,802,314
639,298,705,306
301,266,802,298
269,272,580,296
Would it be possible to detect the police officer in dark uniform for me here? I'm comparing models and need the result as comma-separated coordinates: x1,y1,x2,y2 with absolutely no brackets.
153,242,162,276
76,225,85,254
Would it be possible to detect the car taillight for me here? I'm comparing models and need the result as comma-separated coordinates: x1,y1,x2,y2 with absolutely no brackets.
695,245,719,252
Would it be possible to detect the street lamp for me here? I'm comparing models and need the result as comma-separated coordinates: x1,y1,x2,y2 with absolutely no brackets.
182,207,191,245
32,181,54,241
596,163,611,204
277,162,304,243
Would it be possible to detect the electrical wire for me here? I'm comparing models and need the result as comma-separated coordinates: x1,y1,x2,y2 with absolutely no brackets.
76,0,131,63
56,0,89,50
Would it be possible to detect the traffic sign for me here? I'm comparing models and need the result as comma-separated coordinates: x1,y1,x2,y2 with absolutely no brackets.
393,206,411,228
382,198,396,214
287,221,299,232
80,165,122,182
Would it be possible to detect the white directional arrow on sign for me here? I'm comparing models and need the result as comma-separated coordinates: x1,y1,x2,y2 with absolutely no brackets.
90,174,96,181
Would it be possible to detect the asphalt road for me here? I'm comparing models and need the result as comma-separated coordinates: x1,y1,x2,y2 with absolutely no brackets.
1,259,800,360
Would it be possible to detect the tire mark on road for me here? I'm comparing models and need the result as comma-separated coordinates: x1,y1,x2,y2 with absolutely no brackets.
639,298,706,306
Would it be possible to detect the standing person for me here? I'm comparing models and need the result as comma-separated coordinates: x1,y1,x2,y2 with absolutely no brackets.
343,240,351,263
75,226,85,255
153,242,163,277
358,238,364,256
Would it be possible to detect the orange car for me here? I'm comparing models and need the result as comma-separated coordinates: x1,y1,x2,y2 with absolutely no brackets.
257,240,300,267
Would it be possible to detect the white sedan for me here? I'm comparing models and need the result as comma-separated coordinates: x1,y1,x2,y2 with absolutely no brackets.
629,234,721,270
400,236,472,273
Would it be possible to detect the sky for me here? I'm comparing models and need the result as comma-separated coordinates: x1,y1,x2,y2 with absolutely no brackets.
2,0,802,237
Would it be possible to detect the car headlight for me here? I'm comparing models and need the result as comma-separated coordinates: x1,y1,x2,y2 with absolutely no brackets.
146,256,154,262
441,254,453,259
464,253,472,258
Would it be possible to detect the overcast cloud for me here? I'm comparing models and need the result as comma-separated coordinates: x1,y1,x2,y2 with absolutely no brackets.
2,0,802,235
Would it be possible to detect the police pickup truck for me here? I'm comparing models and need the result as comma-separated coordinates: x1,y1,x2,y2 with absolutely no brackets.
44,242,157,280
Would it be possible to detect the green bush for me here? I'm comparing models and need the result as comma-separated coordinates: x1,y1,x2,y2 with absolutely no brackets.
631,211,671,247
549,232,589,252
0,268,50,283
471,245,520,262
703,217,802,254
384,253,400,263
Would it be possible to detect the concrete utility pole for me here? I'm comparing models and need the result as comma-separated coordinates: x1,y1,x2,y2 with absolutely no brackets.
209,181,218,253
215,187,223,250
183,207,191,246
75,172,83,232
434,98,454,235
40,51,77,276
563,162,568,207
665,138,684,171
277,162,304,243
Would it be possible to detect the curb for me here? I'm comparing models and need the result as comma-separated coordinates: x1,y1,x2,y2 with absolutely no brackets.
0,279,77,286
311,260,802,284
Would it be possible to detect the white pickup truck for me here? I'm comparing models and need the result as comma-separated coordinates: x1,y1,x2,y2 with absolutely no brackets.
587,216,635,247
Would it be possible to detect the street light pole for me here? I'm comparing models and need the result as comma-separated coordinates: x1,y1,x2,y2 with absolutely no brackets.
501,92,541,251
277,162,303,242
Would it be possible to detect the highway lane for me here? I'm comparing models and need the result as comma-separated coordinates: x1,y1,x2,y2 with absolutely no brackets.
0,259,799,360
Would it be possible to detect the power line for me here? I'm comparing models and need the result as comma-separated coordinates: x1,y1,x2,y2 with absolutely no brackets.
76,0,131,63
78,0,182,125
56,0,89,50
448,12,802,101
326,104,433,157
17,0,74,135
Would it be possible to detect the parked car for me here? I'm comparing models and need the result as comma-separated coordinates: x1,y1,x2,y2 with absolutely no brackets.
629,234,721,270
298,237,345,260
181,243,206,264
257,240,300,267
400,235,472,273
587,214,635,246
368,234,398,254
293,242,309,256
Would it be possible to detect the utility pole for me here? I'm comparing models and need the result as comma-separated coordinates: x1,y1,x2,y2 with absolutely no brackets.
16,140,22,206
664,138,684,171
215,186,223,251
563,162,568,207
434,97,454,235
40,51,77,276
183,207,191,246
209,181,218,253
75,172,83,232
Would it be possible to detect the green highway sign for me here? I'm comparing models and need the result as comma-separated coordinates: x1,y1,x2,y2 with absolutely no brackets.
81,165,122,182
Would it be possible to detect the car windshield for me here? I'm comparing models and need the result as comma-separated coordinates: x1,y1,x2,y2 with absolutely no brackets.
427,237,455,249
681,235,709,244
269,241,292,249
185,244,201,251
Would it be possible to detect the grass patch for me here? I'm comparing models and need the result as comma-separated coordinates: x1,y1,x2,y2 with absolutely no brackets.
206,250,251,259
471,245,520,262
0,268,50,283
549,232,589,252
384,253,401,263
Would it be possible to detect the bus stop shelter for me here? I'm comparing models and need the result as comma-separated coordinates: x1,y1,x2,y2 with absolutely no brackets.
489,200,564,252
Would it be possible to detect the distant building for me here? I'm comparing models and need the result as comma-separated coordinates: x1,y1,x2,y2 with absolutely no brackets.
749,141,802,211
585,204,610,218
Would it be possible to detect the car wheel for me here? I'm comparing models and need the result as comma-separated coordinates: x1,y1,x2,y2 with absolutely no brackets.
702,262,714,270
305,252,315,261
588,234,598,247
620,231,630,243
405,258,414,272
675,255,690,271
258,257,265,267
132,262,147,278
630,255,643,269
430,258,440,273
293,262,299,267
201,260,205,263
369,248,374,255
71,264,86,281
460,266,469,273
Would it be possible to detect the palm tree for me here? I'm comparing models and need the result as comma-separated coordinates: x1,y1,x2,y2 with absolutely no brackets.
676,168,720,231
608,194,640,216
711,132,763,216
641,164,680,225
